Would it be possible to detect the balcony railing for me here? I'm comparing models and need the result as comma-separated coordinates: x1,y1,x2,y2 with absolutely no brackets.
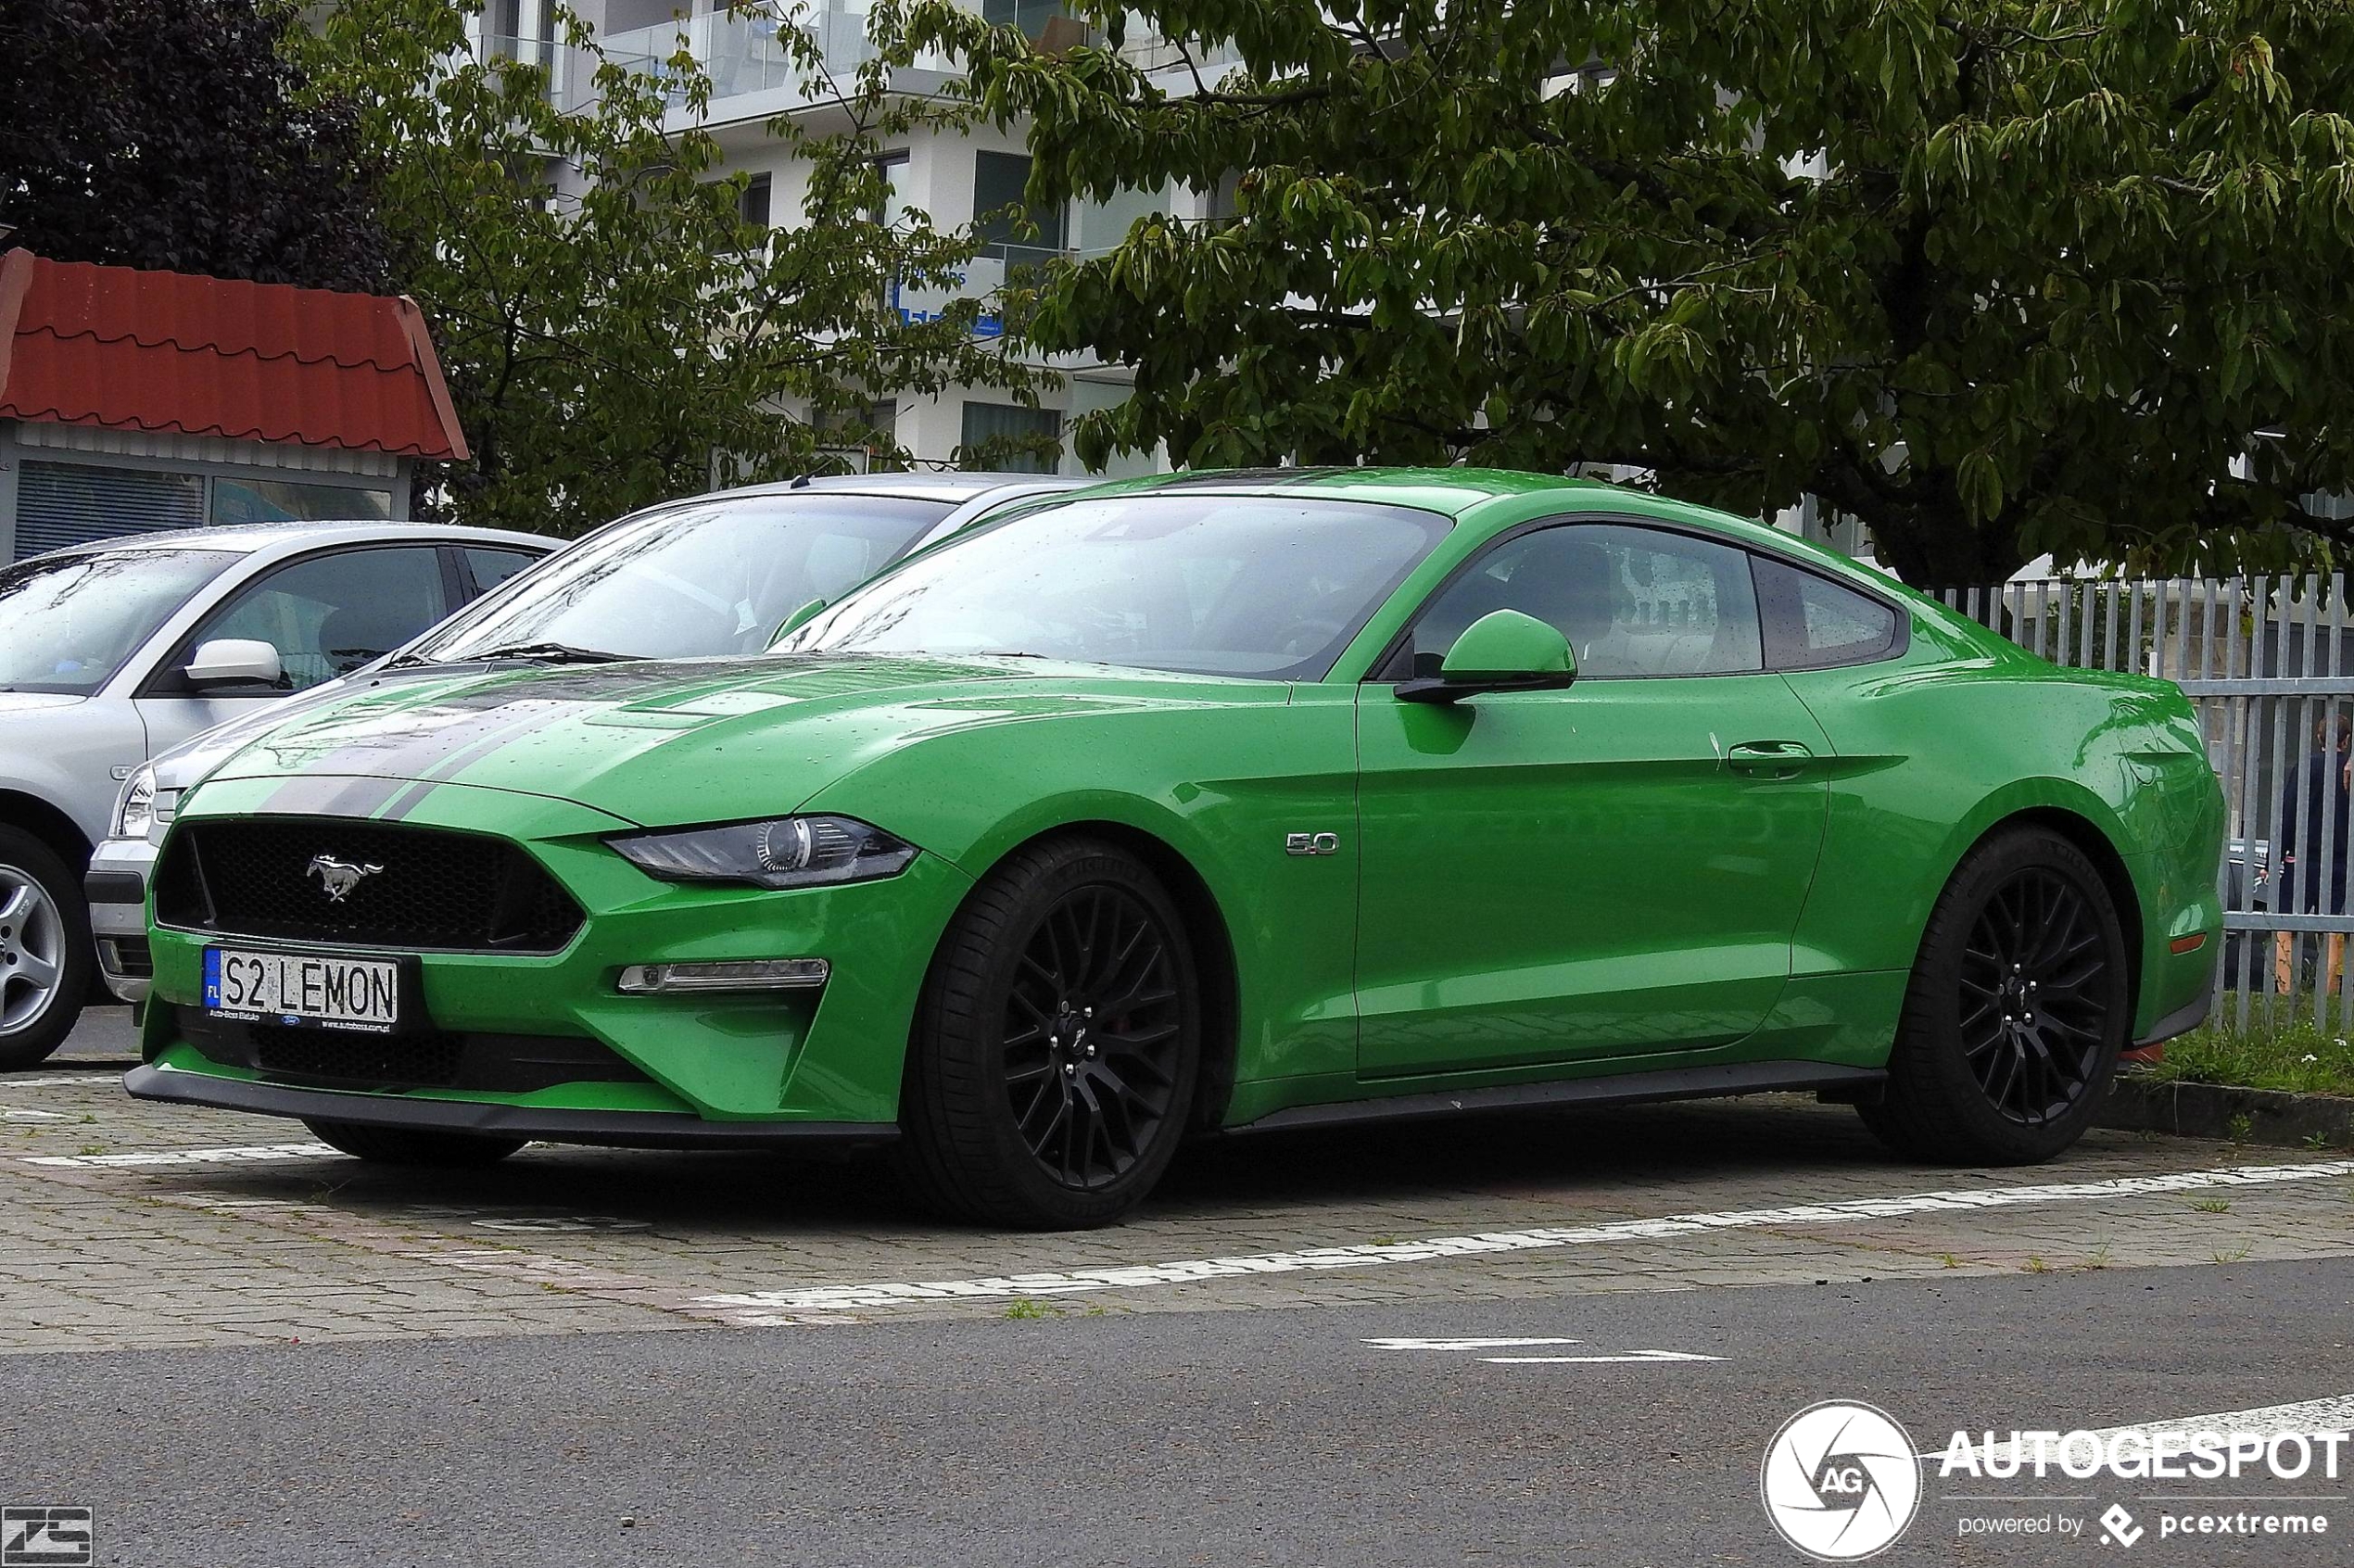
535,5,1228,116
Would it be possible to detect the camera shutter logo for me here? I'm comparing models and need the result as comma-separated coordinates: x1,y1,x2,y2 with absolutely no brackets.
2,1507,93,1568
1759,1400,1921,1561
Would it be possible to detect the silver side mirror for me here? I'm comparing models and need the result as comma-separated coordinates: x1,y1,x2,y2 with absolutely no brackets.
184,638,284,690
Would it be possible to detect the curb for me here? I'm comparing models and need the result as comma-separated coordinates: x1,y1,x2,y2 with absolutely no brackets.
2100,1074,2354,1150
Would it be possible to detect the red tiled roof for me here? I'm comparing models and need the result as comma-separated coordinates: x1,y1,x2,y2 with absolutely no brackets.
0,249,468,462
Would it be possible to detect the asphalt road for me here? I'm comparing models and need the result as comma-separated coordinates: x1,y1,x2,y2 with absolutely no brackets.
9,1258,2349,1567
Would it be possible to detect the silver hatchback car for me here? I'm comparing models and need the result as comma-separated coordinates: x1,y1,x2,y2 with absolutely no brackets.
0,521,553,1067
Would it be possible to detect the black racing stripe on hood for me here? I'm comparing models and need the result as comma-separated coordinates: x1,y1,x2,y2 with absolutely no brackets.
259,774,408,819
269,663,739,784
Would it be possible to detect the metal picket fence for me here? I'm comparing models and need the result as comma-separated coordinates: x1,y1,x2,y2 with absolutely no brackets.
1934,576,2354,1033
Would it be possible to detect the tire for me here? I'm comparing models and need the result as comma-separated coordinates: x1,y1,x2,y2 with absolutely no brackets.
0,825,92,1071
897,837,1203,1229
1859,827,2132,1164
300,1118,526,1167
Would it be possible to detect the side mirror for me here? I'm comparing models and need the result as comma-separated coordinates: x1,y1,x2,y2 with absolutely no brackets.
768,599,829,647
1396,610,1576,705
184,638,285,691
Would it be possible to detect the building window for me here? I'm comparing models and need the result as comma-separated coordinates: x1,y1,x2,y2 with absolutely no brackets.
960,401,1062,474
974,151,1066,263
210,478,395,525
981,0,1071,42
740,171,773,228
12,462,203,560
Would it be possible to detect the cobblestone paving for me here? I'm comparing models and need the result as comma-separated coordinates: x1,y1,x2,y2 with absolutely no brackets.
4,1058,2349,1353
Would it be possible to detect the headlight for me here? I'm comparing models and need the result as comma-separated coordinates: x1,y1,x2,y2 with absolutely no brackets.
607,816,918,890
113,765,179,840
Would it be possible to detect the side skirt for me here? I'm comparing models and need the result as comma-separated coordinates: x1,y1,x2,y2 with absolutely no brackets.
1225,1060,1889,1134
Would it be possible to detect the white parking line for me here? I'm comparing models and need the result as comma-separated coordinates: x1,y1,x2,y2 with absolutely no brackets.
695,1158,2354,1318
1924,1395,2354,1461
0,1106,69,1121
1483,1350,1724,1364
1364,1336,1722,1364
22,1142,336,1169
1364,1336,1587,1351
0,1074,125,1089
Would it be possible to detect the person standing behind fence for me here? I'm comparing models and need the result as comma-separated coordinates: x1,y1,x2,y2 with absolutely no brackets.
2274,714,2354,994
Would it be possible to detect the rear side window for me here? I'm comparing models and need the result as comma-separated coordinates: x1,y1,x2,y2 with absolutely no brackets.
462,548,541,598
1753,555,1901,669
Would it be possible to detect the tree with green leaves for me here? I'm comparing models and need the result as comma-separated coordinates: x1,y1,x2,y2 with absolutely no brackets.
297,0,1040,534
921,0,2354,584
0,0,388,292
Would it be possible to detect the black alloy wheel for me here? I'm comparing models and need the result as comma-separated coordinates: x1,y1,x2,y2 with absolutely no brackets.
899,837,1203,1229
1955,866,2114,1125
1861,826,2131,1165
1001,883,1187,1190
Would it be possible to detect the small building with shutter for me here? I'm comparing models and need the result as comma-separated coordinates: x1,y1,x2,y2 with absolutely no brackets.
0,249,469,560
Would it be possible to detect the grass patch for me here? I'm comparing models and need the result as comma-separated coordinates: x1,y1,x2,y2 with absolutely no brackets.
2143,1018,2354,1097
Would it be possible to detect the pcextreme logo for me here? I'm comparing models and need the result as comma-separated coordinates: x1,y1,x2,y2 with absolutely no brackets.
1759,1400,1923,1561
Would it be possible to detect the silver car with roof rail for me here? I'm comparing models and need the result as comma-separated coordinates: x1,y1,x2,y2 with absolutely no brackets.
81,471,1087,1023
1,519,556,1066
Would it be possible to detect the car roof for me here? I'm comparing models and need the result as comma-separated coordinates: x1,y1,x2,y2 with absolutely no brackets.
31,519,552,562
691,472,1093,506
1079,466,1617,518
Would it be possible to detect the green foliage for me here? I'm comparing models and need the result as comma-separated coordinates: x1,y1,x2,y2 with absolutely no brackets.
919,0,2354,583
0,0,389,292
2149,1016,2354,1096
297,0,1040,534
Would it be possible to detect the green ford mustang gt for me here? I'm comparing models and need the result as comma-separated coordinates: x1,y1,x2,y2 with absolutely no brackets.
129,469,2225,1227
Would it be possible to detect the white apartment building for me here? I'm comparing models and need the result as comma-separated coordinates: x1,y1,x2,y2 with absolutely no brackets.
476,2,1888,558
480,0,1205,478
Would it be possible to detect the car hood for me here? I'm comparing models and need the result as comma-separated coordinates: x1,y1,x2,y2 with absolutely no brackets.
0,690,85,715
202,653,1264,827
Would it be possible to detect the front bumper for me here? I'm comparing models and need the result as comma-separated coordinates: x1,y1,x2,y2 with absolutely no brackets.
141,778,975,1136
86,833,159,1003
123,1062,895,1149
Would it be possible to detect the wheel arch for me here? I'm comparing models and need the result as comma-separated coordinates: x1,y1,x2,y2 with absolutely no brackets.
946,818,1243,1134
1947,802,2146,1020
0,789,95,873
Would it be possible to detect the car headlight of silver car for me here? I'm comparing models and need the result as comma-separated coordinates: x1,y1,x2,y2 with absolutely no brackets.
607,816,918,890
113,765,181,840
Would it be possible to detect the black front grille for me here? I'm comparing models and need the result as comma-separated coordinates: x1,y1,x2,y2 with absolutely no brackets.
255,1025,467,1088
156,817,585,953
178,1008,648,1094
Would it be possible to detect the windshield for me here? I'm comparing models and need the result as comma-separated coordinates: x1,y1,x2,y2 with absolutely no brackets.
411,495,956,663
0,549,239,696
788,494,1450,679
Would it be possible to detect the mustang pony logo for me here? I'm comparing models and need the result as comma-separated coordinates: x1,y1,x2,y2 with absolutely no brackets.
306,854,385,902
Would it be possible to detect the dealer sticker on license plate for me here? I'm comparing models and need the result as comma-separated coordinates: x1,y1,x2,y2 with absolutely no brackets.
203,947,402,1033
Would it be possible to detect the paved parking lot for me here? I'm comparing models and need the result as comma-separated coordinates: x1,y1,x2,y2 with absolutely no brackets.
10,1009,2353,1355
12,1009,2354,1564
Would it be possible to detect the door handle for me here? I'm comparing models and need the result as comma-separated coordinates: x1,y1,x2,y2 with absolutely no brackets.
1727,740,1816,777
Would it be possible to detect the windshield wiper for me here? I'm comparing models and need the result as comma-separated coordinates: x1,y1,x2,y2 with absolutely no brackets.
404,640,629,667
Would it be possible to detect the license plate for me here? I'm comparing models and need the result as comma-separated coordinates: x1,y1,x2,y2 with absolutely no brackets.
203,947,403,1033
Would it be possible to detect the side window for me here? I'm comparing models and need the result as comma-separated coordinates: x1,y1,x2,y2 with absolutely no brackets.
1400,523,1764,679
462,548,540,600
187,548,448,691
1753,555,1901,669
